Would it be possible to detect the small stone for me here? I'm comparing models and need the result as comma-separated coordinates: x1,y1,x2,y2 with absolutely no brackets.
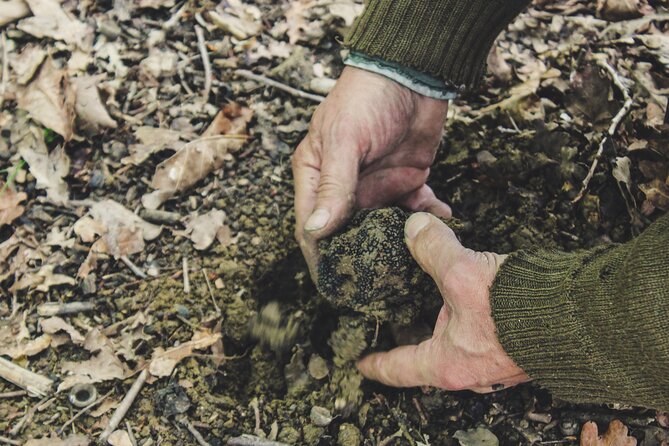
476,150,497,164
310,406,333,427
214,278,224,289
174,304,190,318
81,273,97,295
337,423,361,446
307,354,329,380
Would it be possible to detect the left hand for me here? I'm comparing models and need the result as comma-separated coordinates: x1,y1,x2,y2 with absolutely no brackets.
357,213,531,393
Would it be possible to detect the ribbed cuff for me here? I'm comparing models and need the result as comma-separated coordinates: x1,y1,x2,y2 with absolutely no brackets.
344,0,530,89
491,240,669,410
344,52,459,100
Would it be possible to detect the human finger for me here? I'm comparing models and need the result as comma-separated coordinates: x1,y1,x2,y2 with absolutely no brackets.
404,213,464,286
399,184,452,219
356,339,437,388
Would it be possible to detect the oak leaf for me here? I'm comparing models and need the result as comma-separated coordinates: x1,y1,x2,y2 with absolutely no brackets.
580,420,637,446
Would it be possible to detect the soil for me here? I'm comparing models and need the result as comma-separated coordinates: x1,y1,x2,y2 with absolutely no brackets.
1,0,668,445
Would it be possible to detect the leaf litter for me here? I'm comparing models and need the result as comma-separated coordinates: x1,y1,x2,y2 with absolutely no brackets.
0,0,667,444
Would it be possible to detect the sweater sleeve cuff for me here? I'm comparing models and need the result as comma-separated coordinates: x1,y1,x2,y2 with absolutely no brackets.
490,244,669,410
344,52,459,100
344,0,530,89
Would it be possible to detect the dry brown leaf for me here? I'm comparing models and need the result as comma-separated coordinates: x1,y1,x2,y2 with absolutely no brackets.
25,434,89,446
71,75,117,131
183,210,227,251
107,431,133,446
0,0,30,26
0,185,27,226
79,200,162,258
16,57,75,140
203,102,254,137
639,178,669,214
18,0,92,49
285,0,315,44
0,311,52,358
207,0,262,40
141,136,246,209
10,43,47,85
59,329,127,391
149,329,222,377
19,143,70,204
327,1,363,27
580,420,637,446
9,264,76,294
122,127,185,166
40,317,85,345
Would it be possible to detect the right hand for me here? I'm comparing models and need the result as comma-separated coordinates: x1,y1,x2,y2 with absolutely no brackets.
292,66,451,277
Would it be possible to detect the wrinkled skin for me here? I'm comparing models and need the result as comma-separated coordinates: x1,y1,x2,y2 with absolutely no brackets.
292,66,451,277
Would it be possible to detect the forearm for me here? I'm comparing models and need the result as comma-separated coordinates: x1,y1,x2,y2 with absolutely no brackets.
491,214,669,410
344,0,531,89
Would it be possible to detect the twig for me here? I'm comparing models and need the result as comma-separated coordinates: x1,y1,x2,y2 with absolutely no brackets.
0,435,21,446
182,418,212,446
99,370,148,443
227,435,290,446
183,257,191,294
0,357,54,397
163,2,187,29
37,301,96,317
0,32,8,110
58,390,114,434
250,397,263,437
120,256,148,280
0,390,27,399
140,208,182,225
202,268,221,316
235,70,325,103
195,25,212,100
572,58,633,203
9,396,50,435
126,421,138,446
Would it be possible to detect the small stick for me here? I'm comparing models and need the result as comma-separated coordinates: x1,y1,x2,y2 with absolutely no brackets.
140,209,181,225
37,301,96,317
126,421,138,446
99,370,148,443
120,256,148,280
202,268,221,316
195,24,212,100
0,32,8,110
0,390,27,399
182,418,212,446
163,2,187,30
235,70,325,103
0,357,54,397
0,435,21,445
9,395,50,435
183,257,191,294
227,435,290,446
250,398,262,437
58,390,114,434
572,58,633,203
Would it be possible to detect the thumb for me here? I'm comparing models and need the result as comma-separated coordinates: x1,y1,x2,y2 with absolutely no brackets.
356,338,437,387
304,143,360,238
404,212,465,284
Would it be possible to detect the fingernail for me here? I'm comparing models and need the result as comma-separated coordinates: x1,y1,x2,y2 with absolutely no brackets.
305,209,330,232
405,213,431,240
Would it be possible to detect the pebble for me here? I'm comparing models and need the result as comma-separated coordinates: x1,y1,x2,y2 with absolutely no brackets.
310,406,333,427
453,427,499,446
307,354,329,380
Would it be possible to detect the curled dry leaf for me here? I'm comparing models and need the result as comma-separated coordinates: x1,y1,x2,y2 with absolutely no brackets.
71,75,117,131
639,179,669,214
0,185,27,226
10,43,47,85
9,264,76,294
107,430,133,446
580,420,637,446
16,57,75,140
18,0,92,49
183,210,227,251
25,434,89,446
207,0,262,40
40,317,85,345
19,143,70,204
75,200,162,259
59,328,127,391
149,329,222,378
122,126,185,166
596,0,648,21
0,0,31,27
142,103,252,209
0,311,51,358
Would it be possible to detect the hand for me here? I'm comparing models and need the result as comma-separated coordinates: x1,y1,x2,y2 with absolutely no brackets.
357,213,531,392
292,67,451,276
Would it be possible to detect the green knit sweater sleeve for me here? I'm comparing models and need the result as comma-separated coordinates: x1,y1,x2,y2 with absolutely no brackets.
491,213,669,410
344,0,531,89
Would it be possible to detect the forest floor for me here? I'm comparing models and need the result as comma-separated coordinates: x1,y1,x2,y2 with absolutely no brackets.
0,0,668,445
